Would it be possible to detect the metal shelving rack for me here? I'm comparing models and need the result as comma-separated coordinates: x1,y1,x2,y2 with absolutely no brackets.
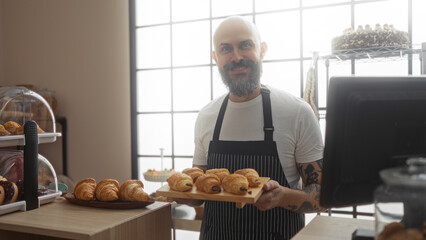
311,42,426,219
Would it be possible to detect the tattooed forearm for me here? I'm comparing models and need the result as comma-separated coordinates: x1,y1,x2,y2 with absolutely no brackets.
287,184,325,213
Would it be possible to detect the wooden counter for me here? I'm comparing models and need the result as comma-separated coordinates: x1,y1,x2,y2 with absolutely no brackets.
0,197,172,240
292,215,374,240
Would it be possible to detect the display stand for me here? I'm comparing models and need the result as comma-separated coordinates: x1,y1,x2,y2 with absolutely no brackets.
23,120,39,210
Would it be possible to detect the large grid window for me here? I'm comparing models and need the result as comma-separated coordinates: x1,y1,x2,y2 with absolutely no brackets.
129,0,426,227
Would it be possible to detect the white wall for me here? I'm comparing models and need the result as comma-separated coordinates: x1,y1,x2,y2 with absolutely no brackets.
0,0,131,184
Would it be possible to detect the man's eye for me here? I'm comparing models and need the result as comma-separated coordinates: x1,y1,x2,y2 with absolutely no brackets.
221,46,231,53
241,42,253,49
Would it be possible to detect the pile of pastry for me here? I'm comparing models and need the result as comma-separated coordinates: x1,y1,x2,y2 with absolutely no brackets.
0,175,20,205
167,167,261,195
0,121,45,136
73,178,150,202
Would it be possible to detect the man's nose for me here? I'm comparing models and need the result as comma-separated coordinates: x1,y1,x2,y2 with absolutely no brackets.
231,49,243,63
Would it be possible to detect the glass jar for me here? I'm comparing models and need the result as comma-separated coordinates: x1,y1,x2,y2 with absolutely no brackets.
374,157,426,239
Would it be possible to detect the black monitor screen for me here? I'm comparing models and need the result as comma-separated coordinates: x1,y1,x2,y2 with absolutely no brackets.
320,76,426,208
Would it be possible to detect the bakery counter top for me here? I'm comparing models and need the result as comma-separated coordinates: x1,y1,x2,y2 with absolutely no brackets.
0,197,172,240
172,204,202,232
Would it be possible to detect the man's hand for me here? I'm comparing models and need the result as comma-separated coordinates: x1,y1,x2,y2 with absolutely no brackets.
254,180,285,211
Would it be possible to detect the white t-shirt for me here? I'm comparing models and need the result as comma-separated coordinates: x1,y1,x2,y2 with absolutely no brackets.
193,85,324,189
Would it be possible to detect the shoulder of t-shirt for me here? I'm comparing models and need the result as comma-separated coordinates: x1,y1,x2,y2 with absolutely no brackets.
197,93,227,119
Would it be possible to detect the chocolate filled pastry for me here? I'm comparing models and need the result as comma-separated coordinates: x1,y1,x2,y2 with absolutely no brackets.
222,174,249,195
206,168,230,182
119,180,149,202
167,173,193,192
234,168,261,187
74,178,97,201
0,124,11,136
195,174,221,194
3,121,21,135
182,167,204,183
95,179,119,202
0,180,19,204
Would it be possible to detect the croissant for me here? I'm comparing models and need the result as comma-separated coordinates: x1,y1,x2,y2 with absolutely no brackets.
222,174,249,195
119,180,149,202
74,178,96,201
195,174,221,194
182,167,204,183
0,124,11,136
95,179,119,202
234,168,261,187
3,121,21,135
167,173,193,192
206,168,230,182
16,123,45,135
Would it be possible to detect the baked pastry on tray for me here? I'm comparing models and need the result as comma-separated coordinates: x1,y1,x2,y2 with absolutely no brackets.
222,174,249,195
95,179,119,202
234,168,261,187
206,168,230,182
167,173,193,192
182,167,204,183
195,174,221,194
74,178,96,201
119,180,149,202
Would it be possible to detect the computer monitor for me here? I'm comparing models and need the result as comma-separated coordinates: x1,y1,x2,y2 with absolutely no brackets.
320,76,426,208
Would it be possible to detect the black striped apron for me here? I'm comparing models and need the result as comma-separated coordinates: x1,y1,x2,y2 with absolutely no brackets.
200,87,305,240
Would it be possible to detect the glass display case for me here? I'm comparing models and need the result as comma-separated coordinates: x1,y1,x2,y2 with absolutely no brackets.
0,86,62,215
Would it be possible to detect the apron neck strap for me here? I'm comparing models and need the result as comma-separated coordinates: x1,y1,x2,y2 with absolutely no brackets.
213,86,274,142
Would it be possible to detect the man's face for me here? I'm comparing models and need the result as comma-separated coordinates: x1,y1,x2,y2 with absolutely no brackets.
213,19,266,97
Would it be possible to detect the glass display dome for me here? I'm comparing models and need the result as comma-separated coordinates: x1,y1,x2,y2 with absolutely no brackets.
0,86,60,147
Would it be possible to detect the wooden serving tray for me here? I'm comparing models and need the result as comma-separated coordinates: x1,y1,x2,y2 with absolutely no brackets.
156,177,270,208
63,193,155,209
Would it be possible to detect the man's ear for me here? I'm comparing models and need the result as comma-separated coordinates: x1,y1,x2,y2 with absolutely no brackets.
260,42,268,60
212,51,218,63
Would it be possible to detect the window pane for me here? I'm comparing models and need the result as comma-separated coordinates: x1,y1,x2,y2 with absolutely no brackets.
355,60,408,76
256,11,300,60
262,61,301,97
137,69,171,112
138,114,172,155
212,0,253,18
303,0,350,7
135,0,170,26
174,157,195,172
174,113,198,156
172,21,210,66
137,26,171,69
255,0,299,12
303,5,351,57
413,0,426,45
355,0,408,32
172,0,210,22
173,67,211,111
139,157,173,194
212,66,229,99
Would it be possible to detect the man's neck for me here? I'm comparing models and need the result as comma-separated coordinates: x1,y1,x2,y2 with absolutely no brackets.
229,85,261,103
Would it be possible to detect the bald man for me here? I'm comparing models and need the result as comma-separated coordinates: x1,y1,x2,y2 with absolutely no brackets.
189,16,325,240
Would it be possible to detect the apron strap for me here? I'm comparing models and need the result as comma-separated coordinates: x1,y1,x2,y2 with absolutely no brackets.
212,86,275,142
261,87,274,142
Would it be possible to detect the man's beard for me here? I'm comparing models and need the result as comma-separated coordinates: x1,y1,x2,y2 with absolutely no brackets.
219,59,262,97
